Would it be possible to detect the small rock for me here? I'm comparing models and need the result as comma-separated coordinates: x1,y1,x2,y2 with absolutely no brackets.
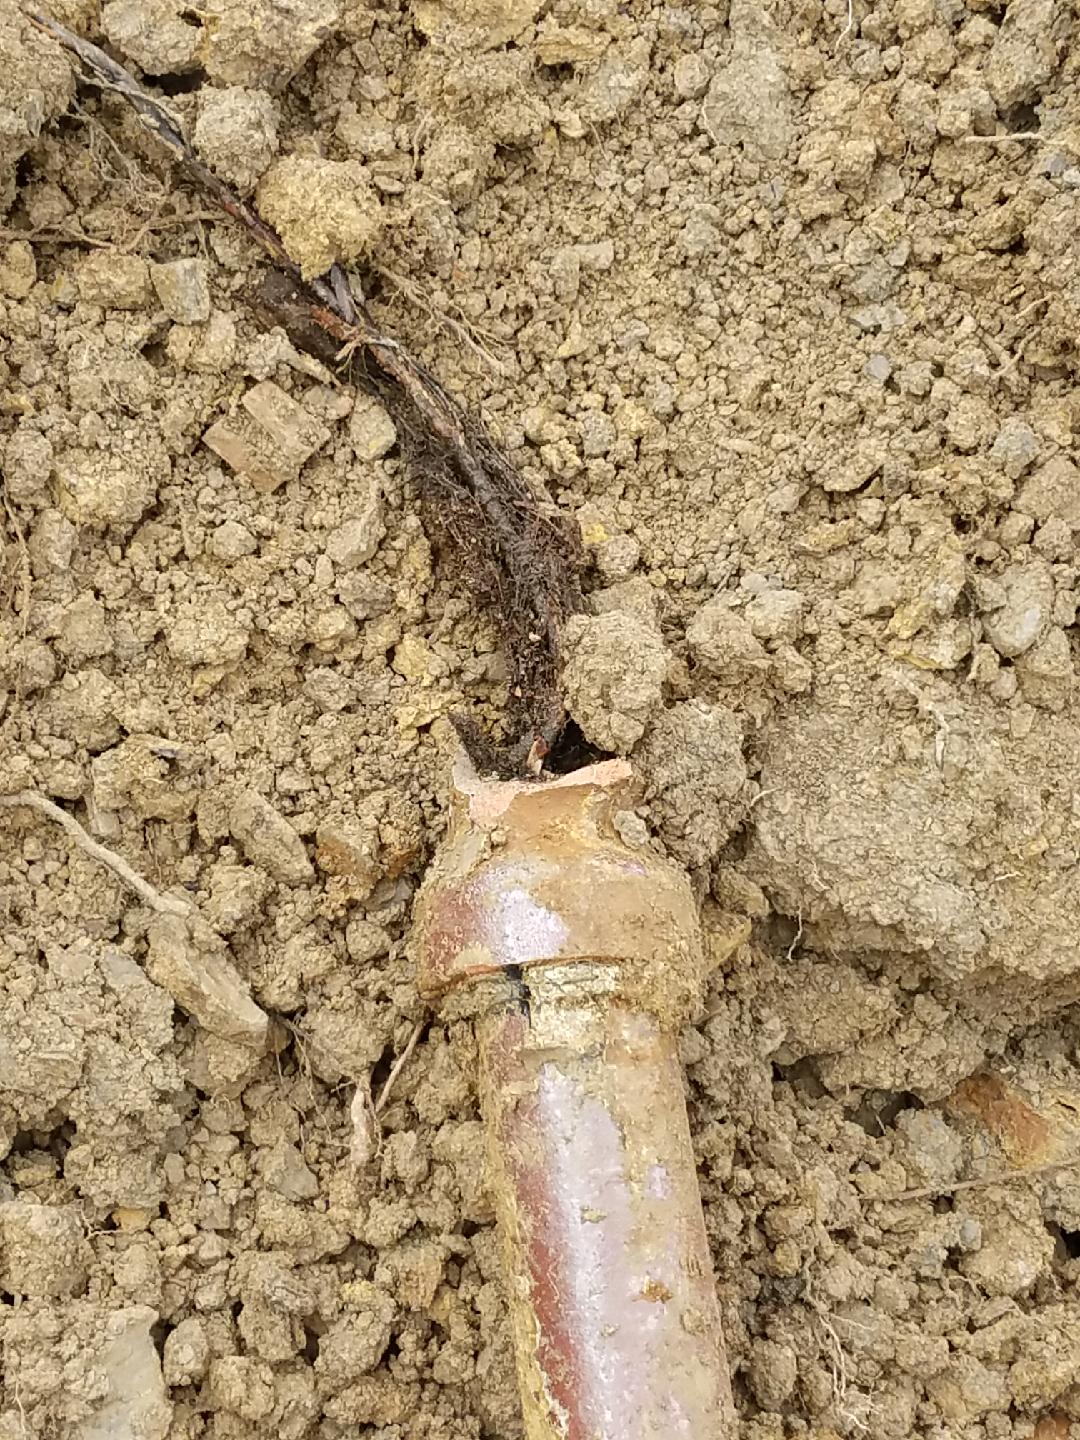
926,1354,1011,1423
325,498,386,569
1015,626,1073,711
673,51,710,100
256,157,384,279
263,1138,320,1201
349,396,398,461
315,819,380,900
204,380,329,493
150,258,211,324
578,410,617,458
562,611,668,753
230,788,314,885
982,561,1053,658
892,1109,964,1190
168,311,237,374
0,1201,91,1297
102,0,204,74
207,1355,275,1423
346,917,392,963
146,912,270,1048
595,532,640,583
770,643,813,693
1017,453,1080,530
986,0,1060,110
165,596,250,668
194,85,280,191
29,508,76,575
205,862,272,934
203,0,339,90
0,238,36,298
163,1316,210,1387
958,1189,1054,1298
56,444,163,532
703,28,792,162
413,0,541,47
209,519,257,560
990,417,1040,480
4,426,54,508
687,598,770,683
745,588,805,643
315,1285,397,1383
75,252,151,310
74,1306,172,1440
638,700,748,870
747,1338,798,1410
57,593,113,663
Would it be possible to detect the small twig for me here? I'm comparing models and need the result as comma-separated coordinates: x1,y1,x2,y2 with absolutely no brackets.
785,907,804,962
964,131,1041,144
0,790,190,916
374,1021,424,1115
839,0,855,41
868,1155,1080,1204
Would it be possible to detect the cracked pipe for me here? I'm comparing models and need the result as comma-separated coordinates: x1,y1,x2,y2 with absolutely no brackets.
412,757,734,1440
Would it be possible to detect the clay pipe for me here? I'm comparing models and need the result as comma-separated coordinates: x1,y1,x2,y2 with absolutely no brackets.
412,756,734,1440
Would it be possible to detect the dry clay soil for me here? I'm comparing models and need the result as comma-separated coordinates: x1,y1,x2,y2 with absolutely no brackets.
3,0,1080,1436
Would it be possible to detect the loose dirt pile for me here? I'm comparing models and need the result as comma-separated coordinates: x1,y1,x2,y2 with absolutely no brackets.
2,0,1080,1436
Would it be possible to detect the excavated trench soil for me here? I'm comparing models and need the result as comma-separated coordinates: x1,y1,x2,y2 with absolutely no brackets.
3,0,1080,1436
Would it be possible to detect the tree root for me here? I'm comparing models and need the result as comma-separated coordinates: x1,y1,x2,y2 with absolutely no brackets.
29,9,582,777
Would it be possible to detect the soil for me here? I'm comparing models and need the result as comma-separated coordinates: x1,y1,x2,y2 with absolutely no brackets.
2,0,1080,1436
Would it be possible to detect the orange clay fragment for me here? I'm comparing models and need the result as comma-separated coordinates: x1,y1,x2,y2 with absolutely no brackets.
413,757,734,1440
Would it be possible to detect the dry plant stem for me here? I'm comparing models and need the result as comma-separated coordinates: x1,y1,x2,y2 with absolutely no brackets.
374,1020,424,1115
413,758,734,1440
0,790,190,916
30,9,581,775
875,1155,1080,1204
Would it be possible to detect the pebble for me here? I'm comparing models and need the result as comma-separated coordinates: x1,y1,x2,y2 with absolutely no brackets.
1016,627,1074,711
209,519,257,561
163,1317,209,1388
165,597,250,668
29,508,76,576
229,788,314,885
4,426,54,508
687,598,770,682
75,252,151,310
990,416,1040,480
325,495,386,569
194,85,280,193
982,561,1053,658
146,913,270,1049
349,396,398,460
75,1306,171,1440
0,1201,90,1297
673,51,710,100
346,917,392,963
204,380,329,493
745,588,805,643
1018,453,1080,530
150,258,211,324
0,238,36,298
262,1138,319,1201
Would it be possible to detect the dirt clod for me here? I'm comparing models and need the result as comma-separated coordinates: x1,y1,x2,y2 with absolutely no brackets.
5,0,1080,1435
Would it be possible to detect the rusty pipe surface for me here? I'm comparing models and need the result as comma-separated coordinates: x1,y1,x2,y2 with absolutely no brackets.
412,757,733,1440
